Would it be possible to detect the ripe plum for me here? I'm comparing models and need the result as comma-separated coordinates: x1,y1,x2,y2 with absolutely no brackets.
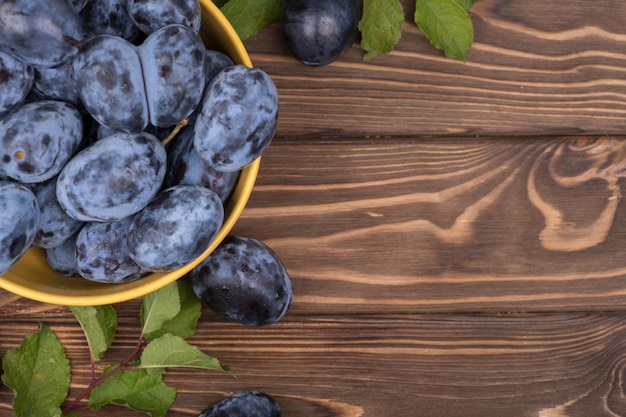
0,52,34,116
282,0,359,66
80,0,143,42
193,65,278,172
56,132,167,222
126,0,201,35
31,178,84,249
137,24,206,127
75,216,144,283
73,35,149,133
71,0,92,13
197,391,281,417
45,231,80,277
189,236,293,326
165,125,239,203
0,0,84,67
0,181,39,275
0,100,83,183
128,185,224,272
32,62,82,108
203,50,234,87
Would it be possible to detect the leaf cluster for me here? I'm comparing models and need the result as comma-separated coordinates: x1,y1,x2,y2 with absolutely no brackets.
215,0,482,61
1,280,231,417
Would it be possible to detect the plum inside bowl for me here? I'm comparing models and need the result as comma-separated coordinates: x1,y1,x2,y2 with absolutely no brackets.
0,0,259,306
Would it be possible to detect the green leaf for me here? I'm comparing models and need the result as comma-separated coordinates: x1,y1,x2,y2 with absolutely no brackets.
414,0,474,61
211,0,230,7
70,305,117,361
144,280,202,341
141,333,232,374
220,0,281,40
2,324,71,417
141,281,182,337
359,0,405,60
88,365,176,417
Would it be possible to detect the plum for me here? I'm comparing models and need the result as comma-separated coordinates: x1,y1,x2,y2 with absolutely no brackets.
198,391,281,417
281,0,360,66
189,236,293,327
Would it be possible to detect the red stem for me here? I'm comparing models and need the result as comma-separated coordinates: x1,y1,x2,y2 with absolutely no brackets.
62,334,147,413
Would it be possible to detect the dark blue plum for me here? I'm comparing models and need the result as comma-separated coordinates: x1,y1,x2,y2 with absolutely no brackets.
93,123,118,141
0,52,34,116
198,391,281,417
73,35,149,133
0,0,84,68
56,132,167,222
0,100,83,183
75,216,144,283
186,50,234,126
45,229,81,277
126,0,201,35
165,125,239,203
31,61,82,108
128,184,224,272
80,0,143,42
31,178,84,249
137,24,205,128
203,50,234,88
282,0,359,66
189,236,293,327
71,0,92,13
193,65,278,172
0,181,39,275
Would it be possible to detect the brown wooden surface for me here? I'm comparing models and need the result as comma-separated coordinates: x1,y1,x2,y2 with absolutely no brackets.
3,0,626,416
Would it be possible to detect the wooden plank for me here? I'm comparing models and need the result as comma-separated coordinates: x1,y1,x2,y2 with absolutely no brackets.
228,135,626,314
2,135,626,315
2,311,626,416
2,135,626,314
245,0,626,137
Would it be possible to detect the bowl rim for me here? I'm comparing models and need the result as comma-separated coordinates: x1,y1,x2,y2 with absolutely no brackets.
0,0,259,306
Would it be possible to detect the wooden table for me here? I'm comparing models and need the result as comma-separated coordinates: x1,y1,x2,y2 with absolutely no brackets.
3,0,626,415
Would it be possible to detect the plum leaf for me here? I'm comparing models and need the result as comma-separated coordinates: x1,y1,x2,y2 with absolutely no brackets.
70,305,117,361
454,0,482,11
1,324,71,417
219,0,281,40
414,0,474,61
143,279,202,340
141,333,232,374
359,0,405,60
140,281,182,337
88,365,176,417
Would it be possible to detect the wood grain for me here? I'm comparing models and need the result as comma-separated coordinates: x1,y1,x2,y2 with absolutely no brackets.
229,135,626,314
4,127,626,416
247,0,626,137
3,1,626,416
3,311,626,417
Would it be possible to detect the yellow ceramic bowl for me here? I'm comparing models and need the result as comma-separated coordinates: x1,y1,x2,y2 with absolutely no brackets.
0,0,259,306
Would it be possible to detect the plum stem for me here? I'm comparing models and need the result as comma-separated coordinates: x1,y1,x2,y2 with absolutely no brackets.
62,333,148,413
161,118,189,147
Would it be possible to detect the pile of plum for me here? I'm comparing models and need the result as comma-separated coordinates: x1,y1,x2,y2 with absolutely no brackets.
0,0,277,280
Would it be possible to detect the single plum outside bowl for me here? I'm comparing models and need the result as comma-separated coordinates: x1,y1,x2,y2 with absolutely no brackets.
0,0,259,306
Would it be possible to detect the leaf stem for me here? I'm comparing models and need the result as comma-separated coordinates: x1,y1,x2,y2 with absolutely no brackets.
62,334,148,413
90,355,96,383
